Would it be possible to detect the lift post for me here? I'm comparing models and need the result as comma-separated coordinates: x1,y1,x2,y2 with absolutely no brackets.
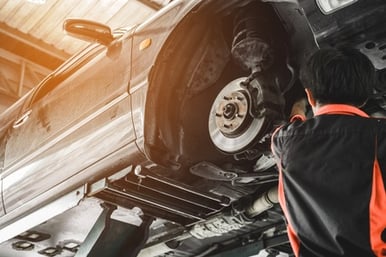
75,203,153,257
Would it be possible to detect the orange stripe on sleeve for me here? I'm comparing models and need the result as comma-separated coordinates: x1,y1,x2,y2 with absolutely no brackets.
278,170,301,256
369,159,386,256
272,127,301,256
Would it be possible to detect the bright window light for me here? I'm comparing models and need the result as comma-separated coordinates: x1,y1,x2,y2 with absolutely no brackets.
316,0,358,14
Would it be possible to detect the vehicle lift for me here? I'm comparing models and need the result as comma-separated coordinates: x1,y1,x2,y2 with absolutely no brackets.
74,203,153,257
73,201,289,257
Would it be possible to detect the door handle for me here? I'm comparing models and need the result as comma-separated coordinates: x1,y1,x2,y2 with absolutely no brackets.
13,109,32,128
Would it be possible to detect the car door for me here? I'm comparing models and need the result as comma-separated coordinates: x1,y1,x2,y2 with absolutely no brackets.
2,34,136,214
0,85,39,220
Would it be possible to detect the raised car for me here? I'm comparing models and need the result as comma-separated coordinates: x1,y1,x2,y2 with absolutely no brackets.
0,0,385,256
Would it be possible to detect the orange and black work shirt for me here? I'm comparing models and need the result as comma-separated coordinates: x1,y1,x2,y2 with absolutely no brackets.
272,104,386,257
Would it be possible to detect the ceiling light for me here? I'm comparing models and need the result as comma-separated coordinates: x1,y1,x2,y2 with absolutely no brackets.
27,0,46,5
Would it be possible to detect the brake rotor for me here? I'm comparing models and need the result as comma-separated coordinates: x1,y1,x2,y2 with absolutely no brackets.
208,77,267,153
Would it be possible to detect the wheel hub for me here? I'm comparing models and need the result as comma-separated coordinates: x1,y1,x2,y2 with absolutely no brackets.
214,91,250,136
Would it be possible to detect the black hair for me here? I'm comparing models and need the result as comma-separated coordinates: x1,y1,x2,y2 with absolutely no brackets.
299,46,376,106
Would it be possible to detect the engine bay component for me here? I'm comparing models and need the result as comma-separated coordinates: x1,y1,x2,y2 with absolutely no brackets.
189,186,278,239
190,161,238,181
253,154,277,172
245,186,278,218
189,212,252,239
190,161,278,186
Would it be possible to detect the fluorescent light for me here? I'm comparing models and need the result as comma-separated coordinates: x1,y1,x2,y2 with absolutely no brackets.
27,0,46,5
316,0,358,14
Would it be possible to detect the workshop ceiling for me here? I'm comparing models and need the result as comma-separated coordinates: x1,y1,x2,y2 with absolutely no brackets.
0,0,170,113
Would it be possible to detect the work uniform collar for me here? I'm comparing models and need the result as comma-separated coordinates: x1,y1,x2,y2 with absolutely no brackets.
315,104,369,118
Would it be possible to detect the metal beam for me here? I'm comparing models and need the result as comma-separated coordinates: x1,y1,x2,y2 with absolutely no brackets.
0,92,16,113
137,0,165,11
0,48,52,110
0,22,69,70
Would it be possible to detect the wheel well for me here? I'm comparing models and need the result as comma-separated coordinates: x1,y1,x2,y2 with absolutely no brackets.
143,1,297,171
144,4,235,170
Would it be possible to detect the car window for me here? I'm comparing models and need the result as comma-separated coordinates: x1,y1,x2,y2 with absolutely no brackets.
4,40,131,171
30,45,104,106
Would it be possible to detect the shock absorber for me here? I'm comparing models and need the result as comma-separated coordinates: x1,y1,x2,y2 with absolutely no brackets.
230,2,293,121
231,2,279,73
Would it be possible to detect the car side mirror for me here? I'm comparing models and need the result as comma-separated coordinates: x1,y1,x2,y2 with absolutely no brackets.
63,19,114,46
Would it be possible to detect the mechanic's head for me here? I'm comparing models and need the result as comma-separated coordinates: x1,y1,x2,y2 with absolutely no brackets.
300,46,375,107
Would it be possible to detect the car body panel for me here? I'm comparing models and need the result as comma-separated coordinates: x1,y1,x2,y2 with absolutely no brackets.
130,0,198,86
0,31,138,220
129,0,201,155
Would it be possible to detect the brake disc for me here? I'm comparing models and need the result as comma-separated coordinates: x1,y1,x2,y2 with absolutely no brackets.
208,77,267,153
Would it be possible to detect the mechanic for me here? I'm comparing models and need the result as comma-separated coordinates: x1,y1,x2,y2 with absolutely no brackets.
271,46,386,257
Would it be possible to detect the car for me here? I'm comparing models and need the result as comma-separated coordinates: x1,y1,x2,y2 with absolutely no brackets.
0,0,385,256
